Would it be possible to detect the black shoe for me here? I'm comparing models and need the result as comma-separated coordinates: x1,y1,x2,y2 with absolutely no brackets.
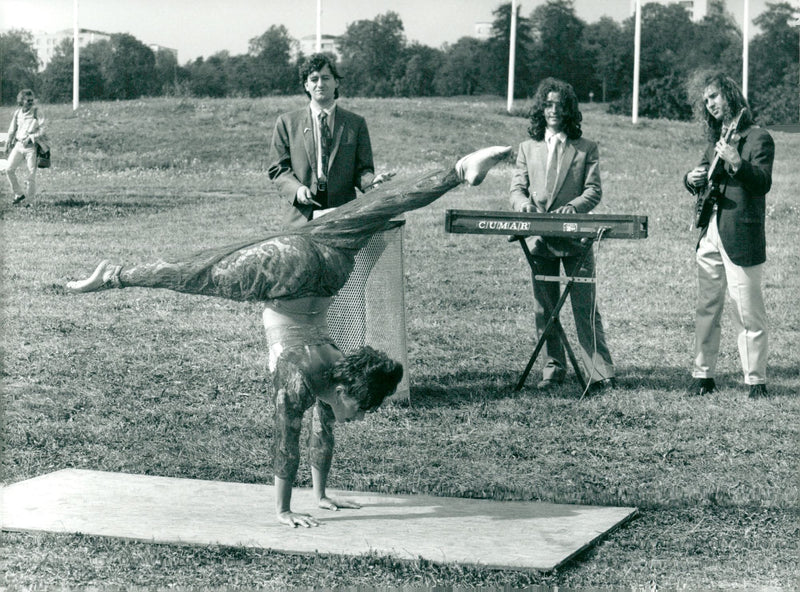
12,194,26,204
748,384,768,399
586,377,617,395
690,378,716,396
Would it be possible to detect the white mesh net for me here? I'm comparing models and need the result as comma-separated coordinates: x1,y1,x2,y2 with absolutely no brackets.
326,220,409,401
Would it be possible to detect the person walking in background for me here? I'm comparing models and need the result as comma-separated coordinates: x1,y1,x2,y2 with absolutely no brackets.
5,89,47,205
683,70,774,399
510,77,616,395
268,53,387,226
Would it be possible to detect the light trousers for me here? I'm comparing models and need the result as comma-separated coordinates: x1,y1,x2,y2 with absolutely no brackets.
694,214,767,384
6,143,37,199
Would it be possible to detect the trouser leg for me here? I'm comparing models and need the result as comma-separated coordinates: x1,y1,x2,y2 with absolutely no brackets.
693,219,727,379
6,145,25,196
531,255,566,380
720,246,768,385
563,251,615,382
23,146,37,199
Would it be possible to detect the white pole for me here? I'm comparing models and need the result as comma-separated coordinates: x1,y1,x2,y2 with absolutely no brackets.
507,0,517,113
316,0,322,52
742,0,749,98
632,0,641,124
73,0,79,110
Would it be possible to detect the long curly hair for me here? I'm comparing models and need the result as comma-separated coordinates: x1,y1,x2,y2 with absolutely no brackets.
527,78,582,141
329,346,403,411
688,69,753,143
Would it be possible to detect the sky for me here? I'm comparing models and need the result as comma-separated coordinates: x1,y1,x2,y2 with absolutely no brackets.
2,0,777,64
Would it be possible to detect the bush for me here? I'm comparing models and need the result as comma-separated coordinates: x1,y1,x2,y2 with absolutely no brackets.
608,75,692,121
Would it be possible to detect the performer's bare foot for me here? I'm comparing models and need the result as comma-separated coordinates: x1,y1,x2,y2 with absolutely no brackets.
456,146,512,185
66,260,122,293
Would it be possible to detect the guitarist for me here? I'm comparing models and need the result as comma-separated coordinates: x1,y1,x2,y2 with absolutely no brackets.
683,71,774,399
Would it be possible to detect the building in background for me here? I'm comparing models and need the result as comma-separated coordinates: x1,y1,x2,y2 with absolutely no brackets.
30,28,176,70
474,22,492,40
297,34,341,59
631,0,708,21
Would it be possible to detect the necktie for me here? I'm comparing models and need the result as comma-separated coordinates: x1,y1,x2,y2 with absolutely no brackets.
318,112,331,192
544,135,559,198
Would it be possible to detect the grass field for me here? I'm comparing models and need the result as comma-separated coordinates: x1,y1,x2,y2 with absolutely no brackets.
1,95,799,590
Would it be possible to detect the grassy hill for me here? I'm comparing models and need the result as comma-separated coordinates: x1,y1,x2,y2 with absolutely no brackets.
2,95,798,590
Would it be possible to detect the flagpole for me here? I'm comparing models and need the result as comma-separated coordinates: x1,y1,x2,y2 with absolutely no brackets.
742,0,749,98
316,0,322,52
507,0,517,113
632,0,641,124
73,0,79,110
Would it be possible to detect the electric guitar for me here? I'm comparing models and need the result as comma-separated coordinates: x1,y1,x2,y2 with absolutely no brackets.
693,107,746,228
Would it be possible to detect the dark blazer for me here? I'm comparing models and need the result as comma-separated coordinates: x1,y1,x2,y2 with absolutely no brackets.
685,126,774,266
510,136,602,257
268,105,374,226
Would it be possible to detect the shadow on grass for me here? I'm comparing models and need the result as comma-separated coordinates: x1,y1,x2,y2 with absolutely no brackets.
409,364,798,407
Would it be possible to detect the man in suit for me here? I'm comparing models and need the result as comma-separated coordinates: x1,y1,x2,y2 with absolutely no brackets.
510,78,616,394
683,71,774,399
268,54,378,226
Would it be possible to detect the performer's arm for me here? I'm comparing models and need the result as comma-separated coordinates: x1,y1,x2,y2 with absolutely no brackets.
568,141,602,213
309,401,361,512
510,146,536,212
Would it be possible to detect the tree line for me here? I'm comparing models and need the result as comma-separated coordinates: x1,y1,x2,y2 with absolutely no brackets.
1,0,797,123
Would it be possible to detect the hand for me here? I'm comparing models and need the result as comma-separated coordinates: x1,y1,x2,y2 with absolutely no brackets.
553,204,576,214
318,496,362,511
520,203,538,213
296,186,321,208
277,510,320,528
714,140,742,170
372,172,395,186
686,166,709,188
23,136,34,147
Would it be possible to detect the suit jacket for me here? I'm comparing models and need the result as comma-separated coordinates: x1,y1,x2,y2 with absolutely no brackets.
268,105,374,226
510,136,602,257
684,126,773,266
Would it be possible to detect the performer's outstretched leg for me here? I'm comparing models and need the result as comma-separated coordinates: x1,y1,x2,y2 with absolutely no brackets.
65,146,511,301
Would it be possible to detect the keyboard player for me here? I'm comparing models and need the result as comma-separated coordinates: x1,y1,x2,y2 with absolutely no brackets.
509,77,616,395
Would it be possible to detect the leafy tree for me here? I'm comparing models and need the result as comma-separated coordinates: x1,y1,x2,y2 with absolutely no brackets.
1,30,39,104
690,0,742,75
337,12,406,96
486,2,536,97
392,43,443,97
40,38,104,103
154,48,179,95
433,37,490,96
248,25,296,95
582,16,628,102
528,0,592,99
749,1,799,123
104,34,157,99
186,54,228,97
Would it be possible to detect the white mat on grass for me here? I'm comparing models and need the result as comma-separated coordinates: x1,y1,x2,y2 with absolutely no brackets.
2,469,636,572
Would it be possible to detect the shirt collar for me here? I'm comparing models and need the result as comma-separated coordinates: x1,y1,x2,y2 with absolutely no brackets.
310,102,336,119
545,129,566,145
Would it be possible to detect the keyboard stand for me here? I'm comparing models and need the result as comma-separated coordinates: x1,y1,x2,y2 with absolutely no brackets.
511,236,596,392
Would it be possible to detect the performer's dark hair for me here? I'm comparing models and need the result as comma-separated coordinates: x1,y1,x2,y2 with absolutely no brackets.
300,53,341,99
688,69,753,142
527,78,582,141
330,346,403,411
16,89,34,106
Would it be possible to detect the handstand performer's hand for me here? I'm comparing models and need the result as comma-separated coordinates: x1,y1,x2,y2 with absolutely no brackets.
455,146,512,185
318,496,362,511
277,510,320,528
